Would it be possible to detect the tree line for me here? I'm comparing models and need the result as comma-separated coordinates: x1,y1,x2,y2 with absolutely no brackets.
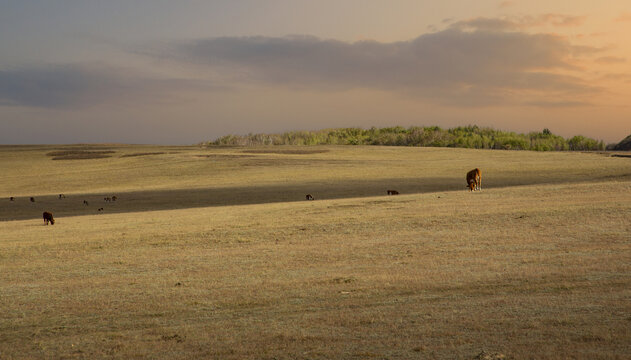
204,125,607,151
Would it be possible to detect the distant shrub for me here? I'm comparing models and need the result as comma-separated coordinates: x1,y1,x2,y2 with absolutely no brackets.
203,126,605,151
568,136,605,151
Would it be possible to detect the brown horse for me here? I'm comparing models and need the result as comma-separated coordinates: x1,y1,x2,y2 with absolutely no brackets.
387,190,399,195
466,168,482,191
43,211,55,225
306,194,314,200
467,178,476,192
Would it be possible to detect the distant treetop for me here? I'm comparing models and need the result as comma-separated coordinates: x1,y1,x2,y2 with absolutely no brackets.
203,126,606,151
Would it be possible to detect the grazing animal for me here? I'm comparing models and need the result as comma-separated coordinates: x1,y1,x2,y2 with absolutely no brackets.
111,196,117,201
387,190,399,195
306,194,314,201
466,168,482,191
98,208,104,211
58,194,66,199
83,200,89,206
104,197,111,202
30,197,35,202
43,211,55,225
467,179,476,192
9,197,14,201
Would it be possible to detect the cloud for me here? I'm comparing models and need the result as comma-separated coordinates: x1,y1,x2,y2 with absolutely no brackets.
0,64,149,108
0,63,217,108
162,26,598,107
498,1,514,9
538,14,586,27
451,14,586,32
2,16,603,110
595,56,626,64
449,17,518,32
601,73,631,83
615,12,631,22
524,100,592,108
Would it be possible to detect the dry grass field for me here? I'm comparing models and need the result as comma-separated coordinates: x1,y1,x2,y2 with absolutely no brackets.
1,144,630,359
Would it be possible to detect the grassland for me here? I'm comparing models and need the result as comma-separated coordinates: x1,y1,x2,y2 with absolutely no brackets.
1,144,630,359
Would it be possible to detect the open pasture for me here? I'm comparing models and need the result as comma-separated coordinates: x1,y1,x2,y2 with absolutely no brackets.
1,145,631,359
1,144,630,221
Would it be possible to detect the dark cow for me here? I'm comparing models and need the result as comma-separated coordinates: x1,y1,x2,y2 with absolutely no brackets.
58,194,66,199
466,168,482,191
306,194,314,200
104,197,111,202
43,211,55,225
83,200,89,206
387,190,399,195
111,196,117,201
98,208,104,212
9,197,14,201
30,197,35,202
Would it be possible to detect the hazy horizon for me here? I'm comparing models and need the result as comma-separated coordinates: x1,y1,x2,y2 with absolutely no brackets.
0,124,620,147
2,1,630,145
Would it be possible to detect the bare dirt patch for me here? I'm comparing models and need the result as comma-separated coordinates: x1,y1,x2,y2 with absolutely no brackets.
242,149,330,155
46,150,116,160
53,145,116,151
194,154,255,159
120,152,166,158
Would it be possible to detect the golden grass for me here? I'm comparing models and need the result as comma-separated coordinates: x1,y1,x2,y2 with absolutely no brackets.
1,145,630,359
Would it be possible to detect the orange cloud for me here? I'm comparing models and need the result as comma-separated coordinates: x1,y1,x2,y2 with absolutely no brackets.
0,16,605,112
615,12,631,22
451,14,586,32
543,14,585,27
601,73,631,83
160,27,599,108
595,56,627,64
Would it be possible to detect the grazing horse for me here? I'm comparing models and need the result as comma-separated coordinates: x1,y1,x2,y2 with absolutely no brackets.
387,190,399,195
58,194,66,199
98,208,104,211
466,168,482,191
306,194,314,201
111,196,117,201
43,211,55,225
9,197,14,201
104,197,111,202
83,200,89,206
30,197,35,202
467,179,476,192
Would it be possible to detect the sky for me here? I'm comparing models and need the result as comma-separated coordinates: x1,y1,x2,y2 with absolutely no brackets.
1,0,630,144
